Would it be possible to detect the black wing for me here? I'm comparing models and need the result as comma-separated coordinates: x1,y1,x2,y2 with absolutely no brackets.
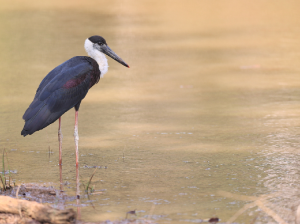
21,57,95,136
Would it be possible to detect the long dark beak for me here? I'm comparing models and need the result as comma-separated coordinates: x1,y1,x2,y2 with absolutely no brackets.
102,45,129,68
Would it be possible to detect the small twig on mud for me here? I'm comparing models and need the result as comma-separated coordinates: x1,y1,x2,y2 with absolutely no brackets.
16,185,21,199
16,185,22,218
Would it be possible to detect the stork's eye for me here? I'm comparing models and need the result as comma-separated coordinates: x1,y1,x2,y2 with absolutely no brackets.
99,42,104,46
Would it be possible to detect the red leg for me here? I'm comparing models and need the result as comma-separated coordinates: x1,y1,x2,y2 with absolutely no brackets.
74,111,80,217
76,163,81,219
58,117,63,165
74,111,79,166
59,162,63,192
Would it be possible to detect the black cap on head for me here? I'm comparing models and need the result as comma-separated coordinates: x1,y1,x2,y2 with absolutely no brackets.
88,35,107,45
87,35,130,68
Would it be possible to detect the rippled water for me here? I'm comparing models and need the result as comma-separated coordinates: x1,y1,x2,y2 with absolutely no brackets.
1,0,300,223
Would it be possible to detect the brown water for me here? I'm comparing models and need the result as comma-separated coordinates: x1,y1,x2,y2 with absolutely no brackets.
1,0,300,223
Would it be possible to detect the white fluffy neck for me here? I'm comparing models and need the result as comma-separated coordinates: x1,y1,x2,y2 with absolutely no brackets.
84,39,108,78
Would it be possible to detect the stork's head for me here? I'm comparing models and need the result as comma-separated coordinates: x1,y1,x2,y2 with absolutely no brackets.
84,35,129,69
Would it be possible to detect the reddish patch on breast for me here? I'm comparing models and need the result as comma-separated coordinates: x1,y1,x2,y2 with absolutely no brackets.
63,74,87,89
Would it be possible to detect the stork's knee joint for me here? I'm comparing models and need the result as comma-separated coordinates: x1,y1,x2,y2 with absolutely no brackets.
58,130,63,140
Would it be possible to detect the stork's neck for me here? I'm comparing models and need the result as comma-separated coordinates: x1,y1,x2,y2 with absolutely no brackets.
84,39,108,77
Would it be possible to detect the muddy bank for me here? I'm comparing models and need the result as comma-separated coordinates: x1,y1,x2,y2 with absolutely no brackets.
0,185,156,224
0,212,155,224
0,212,154,224
1,184,75,203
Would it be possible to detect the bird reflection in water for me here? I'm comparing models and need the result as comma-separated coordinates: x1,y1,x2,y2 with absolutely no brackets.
58,164,81,220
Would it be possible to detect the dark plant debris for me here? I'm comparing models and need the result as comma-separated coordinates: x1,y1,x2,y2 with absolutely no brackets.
208,217,219,223
126,210,137,219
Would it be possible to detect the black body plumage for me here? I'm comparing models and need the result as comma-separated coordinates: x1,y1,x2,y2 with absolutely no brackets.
21,56,100,136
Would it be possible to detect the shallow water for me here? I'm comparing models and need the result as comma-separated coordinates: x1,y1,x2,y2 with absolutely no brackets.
1,0,300,223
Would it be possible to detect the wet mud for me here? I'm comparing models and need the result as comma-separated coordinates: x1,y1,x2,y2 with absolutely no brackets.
0,213,156,224
0,184,157,224
1,184,74,203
